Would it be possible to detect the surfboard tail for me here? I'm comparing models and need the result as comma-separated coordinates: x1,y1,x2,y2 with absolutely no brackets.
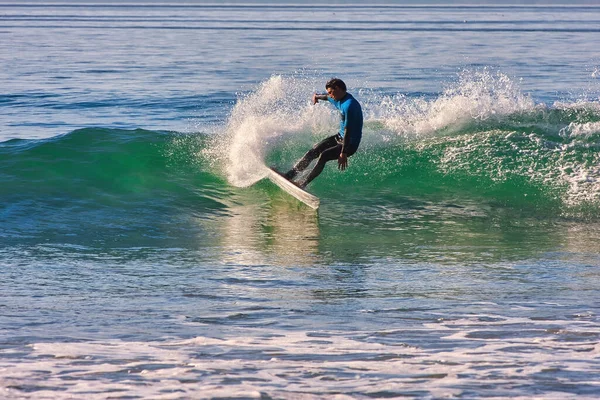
267,167,320,209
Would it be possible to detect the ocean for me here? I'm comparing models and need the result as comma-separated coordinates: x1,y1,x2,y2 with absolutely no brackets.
1,1,600,399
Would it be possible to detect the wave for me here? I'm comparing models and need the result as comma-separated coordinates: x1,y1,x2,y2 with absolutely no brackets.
2,71,600,221
0,128,234,230
211,71,600,214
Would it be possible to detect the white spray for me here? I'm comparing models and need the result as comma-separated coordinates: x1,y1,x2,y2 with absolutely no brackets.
212,75,336,188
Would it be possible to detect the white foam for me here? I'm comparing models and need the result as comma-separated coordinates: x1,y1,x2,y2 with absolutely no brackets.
3,313,599,399
561,121,600,138
368,69,535,138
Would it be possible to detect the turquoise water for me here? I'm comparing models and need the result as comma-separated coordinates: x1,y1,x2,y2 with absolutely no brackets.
1,2,600,399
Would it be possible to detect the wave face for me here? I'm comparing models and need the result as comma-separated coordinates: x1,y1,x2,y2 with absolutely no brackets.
0,128,232,246
214,72,600,216
2,72,600,242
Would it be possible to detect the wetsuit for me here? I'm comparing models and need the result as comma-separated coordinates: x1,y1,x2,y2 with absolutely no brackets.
286,93,363,187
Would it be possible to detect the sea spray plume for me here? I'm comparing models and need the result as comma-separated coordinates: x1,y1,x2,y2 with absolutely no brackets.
371,69,535,138
207,75,337,187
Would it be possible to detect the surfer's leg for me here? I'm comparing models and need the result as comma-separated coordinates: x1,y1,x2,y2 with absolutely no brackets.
296,144,341,188
284,135,339,180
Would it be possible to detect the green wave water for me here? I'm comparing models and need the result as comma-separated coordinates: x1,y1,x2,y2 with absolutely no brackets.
2,101,600,229
2,74,600,250
0,128,231,247
0,128,225,206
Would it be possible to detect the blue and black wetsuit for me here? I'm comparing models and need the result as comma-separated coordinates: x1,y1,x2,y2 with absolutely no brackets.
328,92,363,155
286,93,363,187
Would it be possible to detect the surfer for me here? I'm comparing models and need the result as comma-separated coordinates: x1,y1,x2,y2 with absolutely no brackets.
284,78,363,188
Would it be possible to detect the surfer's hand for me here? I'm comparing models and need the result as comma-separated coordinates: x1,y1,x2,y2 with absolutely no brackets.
312,93,319,104
338,153,348,171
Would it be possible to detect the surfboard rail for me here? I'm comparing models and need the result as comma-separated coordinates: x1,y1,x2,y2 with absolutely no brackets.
267,167,320,209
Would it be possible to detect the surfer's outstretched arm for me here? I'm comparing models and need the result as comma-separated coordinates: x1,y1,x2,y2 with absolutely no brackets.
312,93,328,104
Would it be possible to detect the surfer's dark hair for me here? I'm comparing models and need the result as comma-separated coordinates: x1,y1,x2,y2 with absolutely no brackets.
326,78,346,91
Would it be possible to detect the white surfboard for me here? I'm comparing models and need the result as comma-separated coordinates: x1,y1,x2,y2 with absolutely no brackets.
267,167,320,209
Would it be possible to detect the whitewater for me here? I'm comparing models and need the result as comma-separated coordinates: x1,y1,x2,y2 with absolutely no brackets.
1,2,600,399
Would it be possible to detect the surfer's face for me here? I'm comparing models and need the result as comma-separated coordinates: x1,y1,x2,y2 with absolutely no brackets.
326,85,345,101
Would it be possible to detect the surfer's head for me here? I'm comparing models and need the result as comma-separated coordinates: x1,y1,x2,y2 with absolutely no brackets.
326,78,347,101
